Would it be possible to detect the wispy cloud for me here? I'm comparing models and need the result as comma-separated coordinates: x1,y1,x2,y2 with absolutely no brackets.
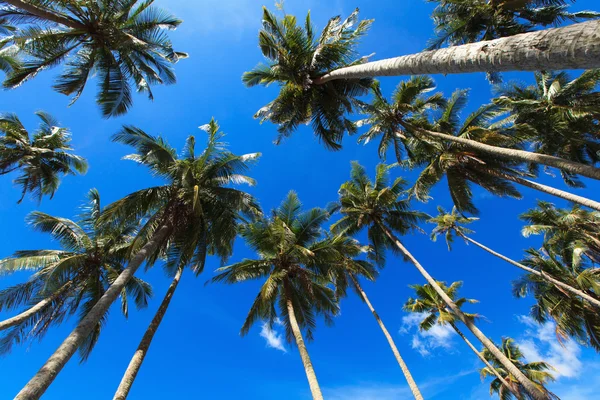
400,313,455,356
259,320,287,353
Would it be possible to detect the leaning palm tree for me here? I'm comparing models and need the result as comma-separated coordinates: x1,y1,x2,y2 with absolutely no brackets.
0,189,152,360
481,337,557,400
430,206,600,308
514,248,600,351
243,7,372,150
331,162,547,400
212,192,346,400
0,111,88,203
404,281,521,398
15,120,260,400
0,0,187,117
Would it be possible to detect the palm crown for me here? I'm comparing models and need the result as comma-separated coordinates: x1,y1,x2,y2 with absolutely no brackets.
243,7,373,150
429,206,477,250
0,189,152,360
0,0,187,117
0,111,87,203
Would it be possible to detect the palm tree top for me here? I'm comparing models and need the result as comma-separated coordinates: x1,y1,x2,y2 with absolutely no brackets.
429,206,478,250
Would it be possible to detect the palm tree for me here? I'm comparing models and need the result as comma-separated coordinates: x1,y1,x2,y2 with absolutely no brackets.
520,201,600,263
243,7,372,150
0,19,20,73
211,192,350,400
14,120,260,400
331,161,547,400
402,88,600,212
430,206,600,308
330,245,424,399
0,0,187,117
0,189,152,360
404,281,521,398
514,248,600,351
481,337,557,400
0,111,87,203
495,70,600,187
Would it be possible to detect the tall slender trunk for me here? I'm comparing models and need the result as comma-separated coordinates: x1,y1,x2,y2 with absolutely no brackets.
113,266,184,400
315,20,600,83
3,0,86,30
285,283,324,400
459,232,600,308
449,321,522,399
0,281,73,332
378,223,548,400
400,123,600,182
14,223,173,400
482,167,600,212
349,274,424,400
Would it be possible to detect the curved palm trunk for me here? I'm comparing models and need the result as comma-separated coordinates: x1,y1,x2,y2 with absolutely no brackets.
459,233,600,308
349,274,424,400
449,322,522,399
401,123,600,182
113,266,184,400
0,281,73,332
378,223,548,400
315,20,600,83
285,295,324,400
14,224,173,400
3,0,86,29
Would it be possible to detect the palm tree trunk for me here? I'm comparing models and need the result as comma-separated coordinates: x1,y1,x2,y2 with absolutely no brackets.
458,232,600,308
378,223,548,400
113,266,184,400
349,274,424,400
315,20,600,83
449,321,522,399
14,223,173,400
400,123,600,182
0,281,73,332
285,288,324,400
3,0,86,30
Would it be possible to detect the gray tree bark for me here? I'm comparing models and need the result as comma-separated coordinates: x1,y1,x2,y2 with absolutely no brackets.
3,0,86,29
14,224,173,400
378,223,549,400
113,266,184,400
315,20,600,83
350,274,424,400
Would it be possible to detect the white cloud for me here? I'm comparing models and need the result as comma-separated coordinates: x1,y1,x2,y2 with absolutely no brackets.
259,321,287,353
516,316,582,379
400,313,455,357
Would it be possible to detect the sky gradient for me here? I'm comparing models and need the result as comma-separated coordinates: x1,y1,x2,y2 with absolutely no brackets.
0,1,599,399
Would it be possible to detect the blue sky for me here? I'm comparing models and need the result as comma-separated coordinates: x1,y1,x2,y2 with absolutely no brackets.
1,1,599,399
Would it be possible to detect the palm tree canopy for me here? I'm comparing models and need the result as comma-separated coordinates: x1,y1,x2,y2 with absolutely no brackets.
243,7,373,150
494,71,600,187
0,189,152,361
101,119,261,276
429,206,478,250
481,337,557,400
331,161,429,267
427,0,599,50
0,111,88,203
513,247,600,351
212,191,360,342
0,0,187,117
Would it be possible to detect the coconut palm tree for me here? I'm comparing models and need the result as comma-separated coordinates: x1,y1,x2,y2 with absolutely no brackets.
211,192,351,400
0,189,152,361
331,161,547,399
400,86,600,212
430,206,600,308
0,0,187,117
404,281,521,398
0,111,87,203
14,120,260,400
481,337,557,400
243,7,372,150
329,245,424,399
0,19,20,73
495,70,600,187
514,248,600,351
